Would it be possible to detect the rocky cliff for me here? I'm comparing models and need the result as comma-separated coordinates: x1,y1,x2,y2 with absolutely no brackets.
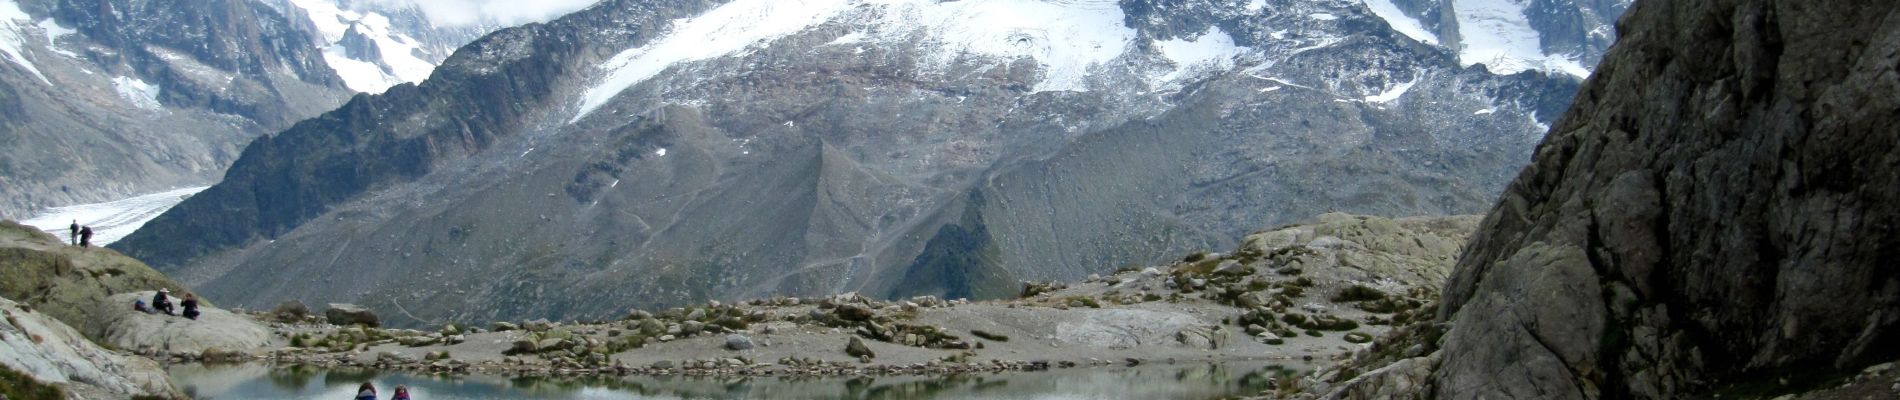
1308,0,1900,398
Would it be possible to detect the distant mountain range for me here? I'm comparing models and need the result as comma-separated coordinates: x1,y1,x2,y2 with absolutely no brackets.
109,0,1626,326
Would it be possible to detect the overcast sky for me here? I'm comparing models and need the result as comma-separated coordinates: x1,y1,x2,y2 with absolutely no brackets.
360,0,603,27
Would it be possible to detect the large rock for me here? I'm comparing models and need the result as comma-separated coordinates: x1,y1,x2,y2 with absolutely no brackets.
324,304,381,327
0,221,192,341
271,300,311,321
1418,1,1900,398
724,334,754,351
100,292,273,355
0,296,181,398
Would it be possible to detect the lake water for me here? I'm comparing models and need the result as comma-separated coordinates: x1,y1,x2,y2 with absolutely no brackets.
168,362,1300,399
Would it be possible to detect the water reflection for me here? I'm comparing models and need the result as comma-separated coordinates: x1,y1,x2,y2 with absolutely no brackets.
168,362,1302,399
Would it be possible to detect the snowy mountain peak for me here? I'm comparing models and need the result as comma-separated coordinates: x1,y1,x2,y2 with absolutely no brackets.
573,0,1249,123
283,0,479,93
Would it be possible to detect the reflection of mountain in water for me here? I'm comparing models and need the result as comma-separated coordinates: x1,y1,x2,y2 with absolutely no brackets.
168,362,1303,399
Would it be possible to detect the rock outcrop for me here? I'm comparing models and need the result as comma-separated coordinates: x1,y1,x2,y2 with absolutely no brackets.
0,221,192,341
0,296,181,399
98,292,273,355
1316,1,1900,398
324,303,381,327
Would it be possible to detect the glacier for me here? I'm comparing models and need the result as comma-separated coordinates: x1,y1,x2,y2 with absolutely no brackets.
21,187,209,247
1453,0,1590,77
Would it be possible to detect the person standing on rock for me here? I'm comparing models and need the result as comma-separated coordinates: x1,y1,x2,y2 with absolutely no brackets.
68,220,78,246
355,382,378,400
181,294,200,320
78,226,93,248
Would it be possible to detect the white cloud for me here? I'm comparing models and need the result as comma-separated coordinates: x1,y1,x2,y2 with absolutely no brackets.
359,0,602,27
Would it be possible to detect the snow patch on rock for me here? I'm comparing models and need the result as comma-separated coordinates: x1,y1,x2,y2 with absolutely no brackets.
1364,0,1438,45
112,76,163,111
0,0,49,84
1153,27,1245,83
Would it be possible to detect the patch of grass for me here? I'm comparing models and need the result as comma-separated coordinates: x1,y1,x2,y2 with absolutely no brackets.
970,330,1009,342
1331,284,1387,302
1,364,65,400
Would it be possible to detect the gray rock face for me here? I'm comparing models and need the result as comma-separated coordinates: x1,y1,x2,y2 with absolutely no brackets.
324,303,380,327
99,292,273,355
1428,0,1900,398
0,296,181,398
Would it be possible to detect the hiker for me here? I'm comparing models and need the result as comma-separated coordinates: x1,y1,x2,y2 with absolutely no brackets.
355,382,378,400
392,385,411,400
153,289,175,316
134,299,152,314
78,226,93,248
181,294,200,320
68,221,78,246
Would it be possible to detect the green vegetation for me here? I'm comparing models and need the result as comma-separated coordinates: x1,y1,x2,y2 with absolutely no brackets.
1330,284,1387,302
0,364,64,400
970,330,1009,342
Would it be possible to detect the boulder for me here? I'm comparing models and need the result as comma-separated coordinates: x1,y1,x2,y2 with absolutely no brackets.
834,304,874,322
271,300,310,321
523,319,552,332
845,337,875,359
509,340,537,354
492,322,520,332
100,292,273,354
1174,325,1229,350
725,334,754,351
323,304,379,327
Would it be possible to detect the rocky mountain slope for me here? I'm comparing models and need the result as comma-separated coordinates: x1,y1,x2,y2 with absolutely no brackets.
1295,0,1900,398
0,0,497,221
0,0,355,218
120,0,1600,326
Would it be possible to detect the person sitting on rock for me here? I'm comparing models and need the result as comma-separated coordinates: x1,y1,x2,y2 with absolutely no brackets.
356,382,378,400
392,385,411,400
181,294,200,320
134,299,152,314
153,289,175,316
